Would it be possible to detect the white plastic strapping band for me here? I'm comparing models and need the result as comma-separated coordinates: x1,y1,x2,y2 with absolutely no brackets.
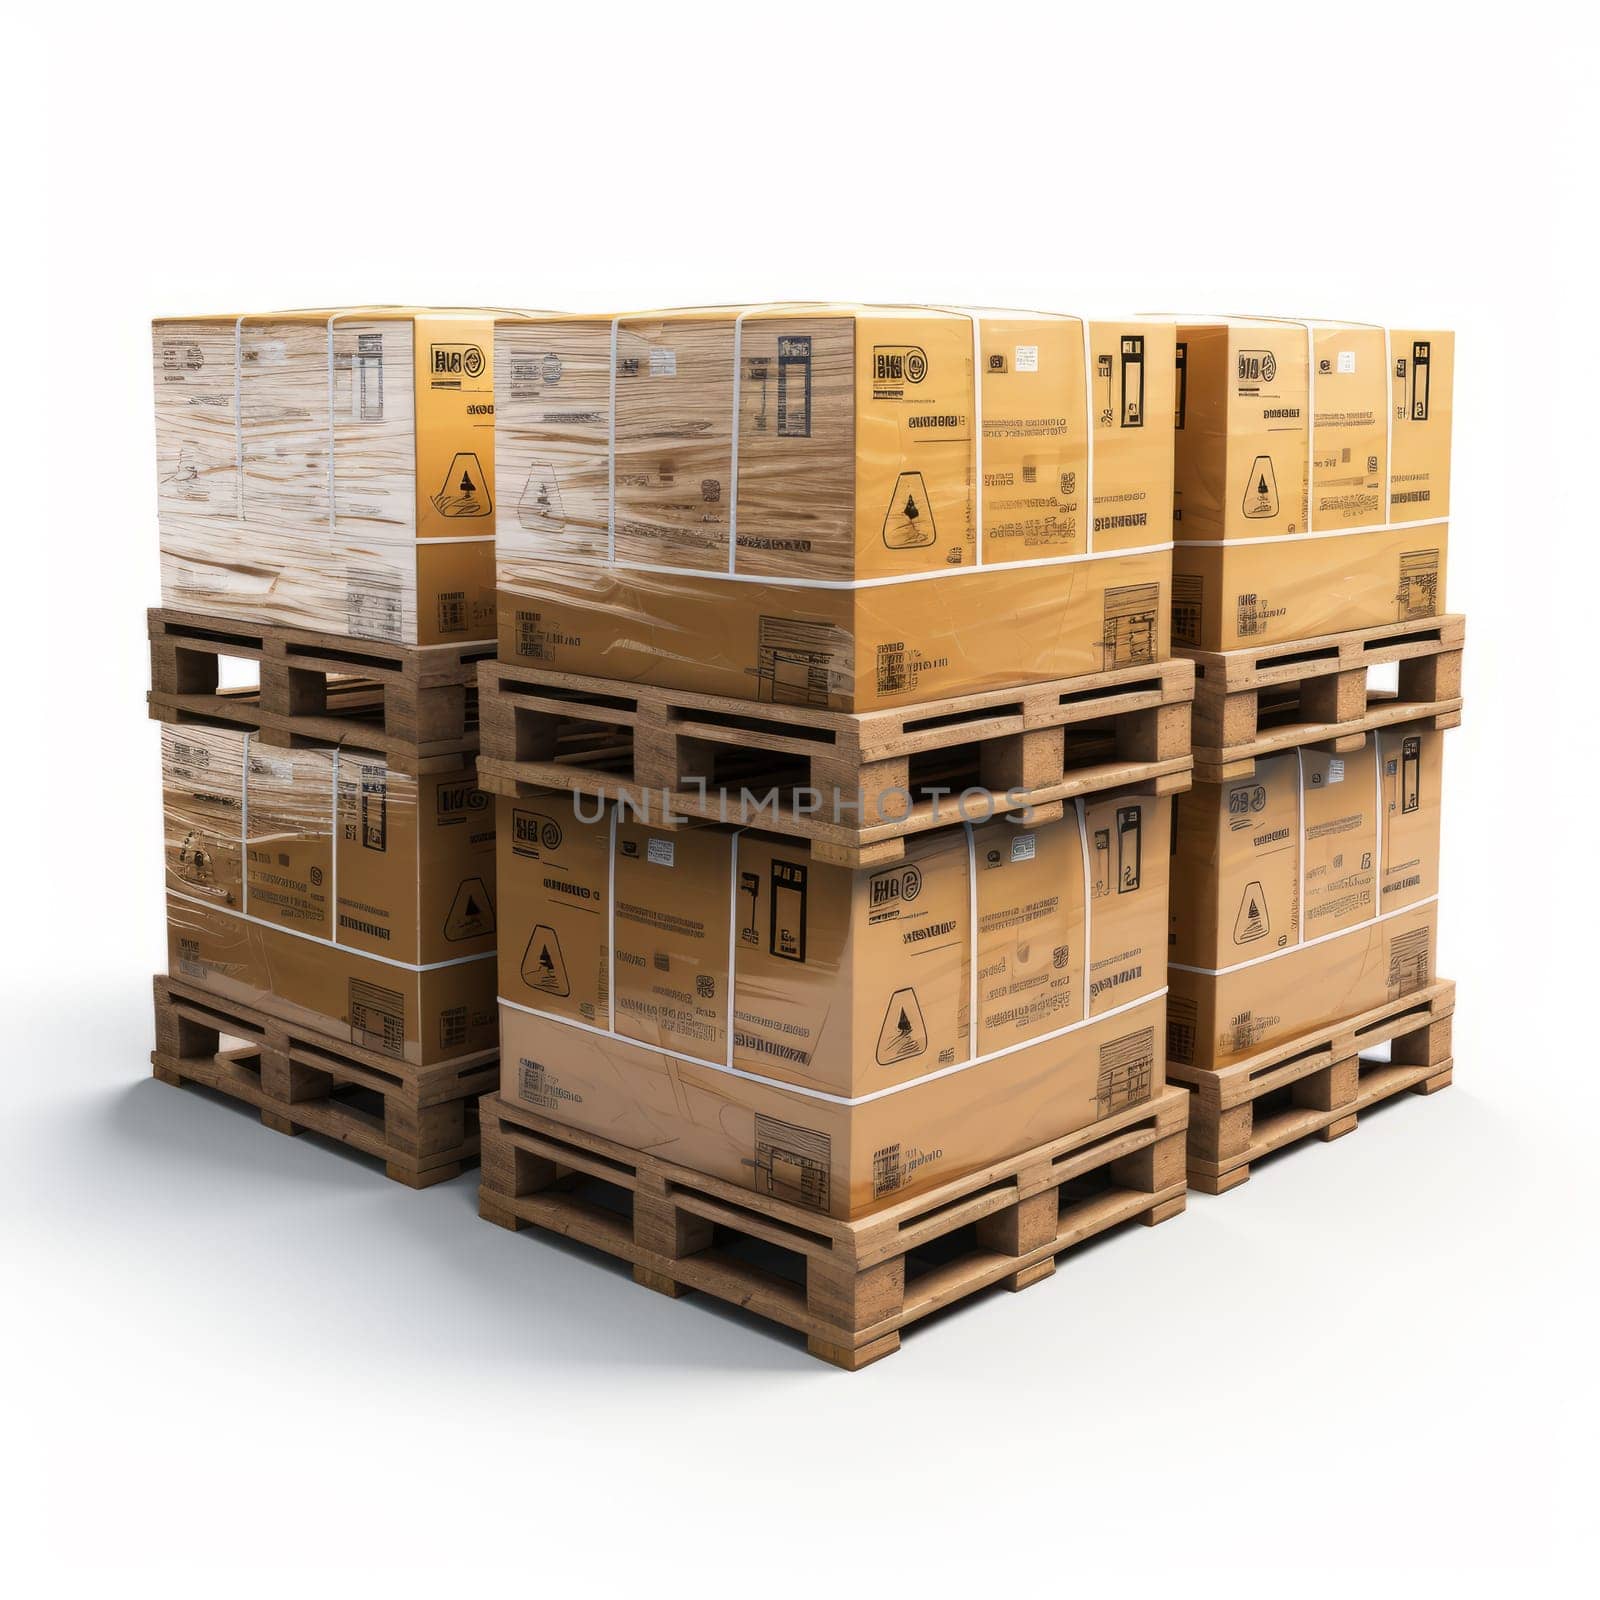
233,316,246,522
1075,797,1093,1023
239,730,251,915
606,316,620,562
1168,897,1437,979
167,890,496,974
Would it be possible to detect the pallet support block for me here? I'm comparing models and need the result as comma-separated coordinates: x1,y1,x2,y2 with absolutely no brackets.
1170,981,1457,1193
476,1086,1189,1368
150,975,494,1189
476,657,1196,866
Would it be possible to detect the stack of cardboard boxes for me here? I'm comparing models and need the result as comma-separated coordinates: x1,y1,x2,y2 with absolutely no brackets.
147,309,514,1185
473,307,1198,1365
1164,318,1460,1191
142,304,1461,1364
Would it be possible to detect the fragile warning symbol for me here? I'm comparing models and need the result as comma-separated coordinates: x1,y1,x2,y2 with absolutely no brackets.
876,987,928,1065
1242,455,1279,520
444,876,495,941
431,451,493,518
1233,880,1270,944
517,461,566,532
520,925,570,997
882,472,936,549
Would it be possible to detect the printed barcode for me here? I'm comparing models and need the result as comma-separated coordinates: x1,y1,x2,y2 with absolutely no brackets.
873,1143,905,1199
1096,1026,1156,1114
437,591,466,634
516,610,555,662
876,644,908,694
1172,574,1203,647
1166,995,1197,1065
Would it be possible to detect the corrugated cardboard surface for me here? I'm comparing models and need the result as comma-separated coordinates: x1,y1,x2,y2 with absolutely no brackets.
494,308,1175,710
495,789,1170,1216
499,993,1167,1221
496,547,1171,709
1167,723,1442,1068
498,790,1169,1098
1170,319,1452,649
154,309,511,644
162,723,497,1063
168,893,498,1065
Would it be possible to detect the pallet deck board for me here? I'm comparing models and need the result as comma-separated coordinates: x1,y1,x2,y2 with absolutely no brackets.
148,607,489,773
477,1085,1189,1368
475,656,1194,866
151,974,497,1188
1166,979,1456,1193
1182,615,1464,782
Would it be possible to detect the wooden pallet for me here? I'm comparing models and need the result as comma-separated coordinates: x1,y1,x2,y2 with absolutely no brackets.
475,657,1194,867
150,974,497,1188
148,607,491,775
1166,980,1455,1194
1182,616,1464,782
478,1085,1188,1369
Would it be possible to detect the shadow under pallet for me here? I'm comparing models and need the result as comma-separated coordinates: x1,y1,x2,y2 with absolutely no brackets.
151,974,497,1188
1166,980,1456,1194
477,1085,1189,1370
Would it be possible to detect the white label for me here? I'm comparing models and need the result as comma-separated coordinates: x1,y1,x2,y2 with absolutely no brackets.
1326,759,1345,784
647,838,675,867
1010,834,1037,863
1336,350,1356,374
249,754,295,782
1014,345,1039,373
649,348,677,378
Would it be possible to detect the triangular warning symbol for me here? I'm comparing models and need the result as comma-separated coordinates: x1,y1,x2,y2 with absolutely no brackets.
444,876,495,941
876,987,928,1065
431,452,493,519
517,461,567,532
520,925,570,997
1242,455,1279,519
1233,880,1270,944
882,472,936,549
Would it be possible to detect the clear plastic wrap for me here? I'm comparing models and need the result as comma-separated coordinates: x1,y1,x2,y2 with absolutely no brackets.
1167,721,1444,1069
494,784,1171,1218
162,724,496,1063
493,306,1177,710
154,307,542,645
1170,317,1453,650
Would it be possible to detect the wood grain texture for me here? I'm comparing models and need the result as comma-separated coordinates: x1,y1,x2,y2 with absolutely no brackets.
477,1085,1189,1369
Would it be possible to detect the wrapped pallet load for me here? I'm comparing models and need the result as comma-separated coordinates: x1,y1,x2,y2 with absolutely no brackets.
1170,317,1453,650
153,307,543,645
493,306,1177,711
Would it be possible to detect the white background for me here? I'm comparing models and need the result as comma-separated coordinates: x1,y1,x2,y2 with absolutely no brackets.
11,4,1595,1589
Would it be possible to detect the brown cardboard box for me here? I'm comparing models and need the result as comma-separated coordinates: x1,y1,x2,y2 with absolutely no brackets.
154,307,540,645
1167,722,1443,1069
162,724,497,1063
495,788,1170,1216
1170,319,1452,650
499,994,1166,1221
494,307,1176,710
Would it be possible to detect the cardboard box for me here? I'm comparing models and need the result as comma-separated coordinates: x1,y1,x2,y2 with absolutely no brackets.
499,994,1166,1221
154,307,538,645
1171,319,1452,650
162,724,497,1063
494,788,1170,1216
1167,722,1443,1069
494,308,1176,710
